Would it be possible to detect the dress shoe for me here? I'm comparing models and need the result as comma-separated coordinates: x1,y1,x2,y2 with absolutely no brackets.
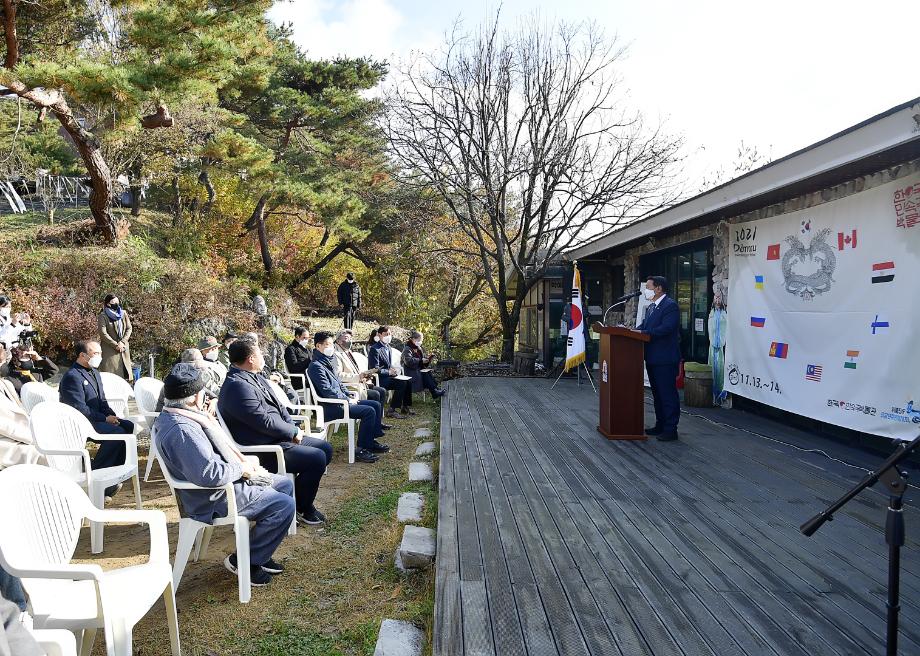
355,448,380,463
369,441,390,453
656,432,678,442
402,407,416,415
386,409,405,419
645,426,663,436
433,389,446,398
381,423,393,430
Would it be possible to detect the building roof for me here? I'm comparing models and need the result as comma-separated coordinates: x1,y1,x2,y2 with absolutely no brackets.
568,97,920,260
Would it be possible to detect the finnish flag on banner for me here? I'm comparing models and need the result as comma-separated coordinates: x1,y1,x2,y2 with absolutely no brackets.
564,263,586,371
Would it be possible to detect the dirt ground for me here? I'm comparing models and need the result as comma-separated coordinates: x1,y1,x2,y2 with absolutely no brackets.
73,400,440,656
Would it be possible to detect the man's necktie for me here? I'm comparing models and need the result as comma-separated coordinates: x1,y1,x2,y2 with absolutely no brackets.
644,303,656,323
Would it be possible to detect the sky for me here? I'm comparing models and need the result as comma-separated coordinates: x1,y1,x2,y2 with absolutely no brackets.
267,0,920,191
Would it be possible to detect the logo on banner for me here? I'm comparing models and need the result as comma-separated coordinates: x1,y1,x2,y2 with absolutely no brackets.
882,401,920,424
733,226,758,256
801,220,811,234
827,399,877,416
754,275,764,290
769,342,788,359
781,228,837,301
844,350,860,369
727,363,740,386
805,364,823,382
893,183,920,229
750,316,765,328
837,229,857,250
871,261,895,284
871,315,890,335
766,243,781,260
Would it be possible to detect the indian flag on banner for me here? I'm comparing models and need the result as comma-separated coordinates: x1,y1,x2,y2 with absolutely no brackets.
564,263,586,371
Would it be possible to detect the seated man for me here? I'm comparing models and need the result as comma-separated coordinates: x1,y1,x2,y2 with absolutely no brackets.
58,340,130,498
402,330,446,398
243,332,299,404
218,332,238,369
218,339,330,525
308,331,388,463
154,363,295,587
332,329,388,406
0,345,43,469
367,325,414,418
199,335,228,386
283,326,311,392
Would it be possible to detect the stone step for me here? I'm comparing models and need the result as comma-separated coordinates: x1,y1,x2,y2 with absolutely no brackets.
397,492,425,523
397,525,436,569
374,619,425,656
414,441,436,457
408,462,433,482
413,427,433,438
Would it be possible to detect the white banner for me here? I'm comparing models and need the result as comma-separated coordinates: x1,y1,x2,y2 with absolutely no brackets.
726,173,920,440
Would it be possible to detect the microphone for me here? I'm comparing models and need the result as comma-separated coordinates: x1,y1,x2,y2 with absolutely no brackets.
614,290,642,303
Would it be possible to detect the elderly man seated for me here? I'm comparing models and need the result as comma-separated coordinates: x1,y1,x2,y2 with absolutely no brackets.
0,343,42,469
368,325,414,418
153,363,295,587
59,340,130,498
198,336,228,385
308,331,389,464
218,339,330,525
332,329,389,407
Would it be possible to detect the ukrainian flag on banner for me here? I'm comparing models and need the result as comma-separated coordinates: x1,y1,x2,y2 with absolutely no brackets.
564,263,586,371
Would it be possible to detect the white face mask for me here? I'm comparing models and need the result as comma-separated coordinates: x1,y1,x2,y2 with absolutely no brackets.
298,338,310,348
0,308,9,319
642,288,656,301
415,338,423,346
321,345,335,357
88,354,103,368
204,350,218,362
381,334,392,345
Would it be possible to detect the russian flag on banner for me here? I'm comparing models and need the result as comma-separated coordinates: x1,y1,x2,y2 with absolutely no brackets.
872,261,895,283
564,262,586,372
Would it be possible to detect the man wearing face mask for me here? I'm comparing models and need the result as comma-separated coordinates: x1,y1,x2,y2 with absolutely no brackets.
636,276,681,442
337,273,361,329
219,339,331,525
367,325,414,418
401,331,446,399
218,332,238,369
198,336,228,386
332,328,389,407
98,293,133,381
308,331,389,463
59,340,131,496
153,363,295,587
283,326,312,393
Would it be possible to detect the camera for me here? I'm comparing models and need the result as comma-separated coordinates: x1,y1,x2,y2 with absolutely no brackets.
18,329,38,350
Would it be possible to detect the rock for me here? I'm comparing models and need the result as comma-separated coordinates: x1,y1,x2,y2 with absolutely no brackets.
408,462,432,482
374,619,425,656
251,295,268,316
413,428,432,438
414,442,436,457
398,525,436,569
397,492,424,523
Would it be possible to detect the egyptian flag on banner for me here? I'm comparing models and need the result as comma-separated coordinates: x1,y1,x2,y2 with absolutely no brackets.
564,263,587,372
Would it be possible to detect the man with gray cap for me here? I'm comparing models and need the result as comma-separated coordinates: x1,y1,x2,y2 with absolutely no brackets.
198,335,228,385
332,328,388,406
153,363,295,587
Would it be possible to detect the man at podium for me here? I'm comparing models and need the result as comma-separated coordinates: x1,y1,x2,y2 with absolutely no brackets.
636,276,681,441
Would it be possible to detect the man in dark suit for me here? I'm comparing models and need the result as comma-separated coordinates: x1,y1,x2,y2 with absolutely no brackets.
337,273,361,329
218,339,331,525
367,325,413,418
636,276,681,441
283,326,311,391
59,340,131,495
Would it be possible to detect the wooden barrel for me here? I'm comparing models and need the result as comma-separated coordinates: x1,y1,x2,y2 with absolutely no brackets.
683,365,713,407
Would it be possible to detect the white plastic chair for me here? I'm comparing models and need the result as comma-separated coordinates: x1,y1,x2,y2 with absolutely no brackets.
30,628,78,656
152,427,254,603
29,401,142,554
215,408,297,536
99,372,133,421
134,377,164,481
281,356,308,405
0,465,180,656
20,380,58,414
265,379,327,441
306,372,357,464
350,350,380,387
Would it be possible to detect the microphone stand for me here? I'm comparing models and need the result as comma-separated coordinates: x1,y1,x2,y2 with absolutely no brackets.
602,299,629,326
800,432,920,656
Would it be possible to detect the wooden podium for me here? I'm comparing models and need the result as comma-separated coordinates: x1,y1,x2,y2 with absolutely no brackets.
593,323,650,440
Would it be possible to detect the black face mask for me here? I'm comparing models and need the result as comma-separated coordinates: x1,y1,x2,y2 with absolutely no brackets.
17,360,34,371
110,304,121,312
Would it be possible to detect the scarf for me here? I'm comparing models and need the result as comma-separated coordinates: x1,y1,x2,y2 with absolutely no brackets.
164,406,273,485
104,306,125,340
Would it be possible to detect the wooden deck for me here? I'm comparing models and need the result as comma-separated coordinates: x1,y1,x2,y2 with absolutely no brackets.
434,377,920,656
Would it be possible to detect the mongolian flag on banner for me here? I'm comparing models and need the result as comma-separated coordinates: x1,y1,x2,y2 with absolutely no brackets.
564,263,586,371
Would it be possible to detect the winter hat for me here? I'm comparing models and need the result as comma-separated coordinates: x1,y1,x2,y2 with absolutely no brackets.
163,363,206,400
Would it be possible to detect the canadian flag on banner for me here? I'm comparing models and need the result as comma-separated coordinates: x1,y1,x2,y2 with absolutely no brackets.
838,229,857,250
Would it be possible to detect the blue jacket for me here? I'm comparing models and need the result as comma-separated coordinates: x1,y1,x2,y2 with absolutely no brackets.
217,367,298,447
59,363,116,423
367,341,396,385
637,296,681,366
307,351,350,413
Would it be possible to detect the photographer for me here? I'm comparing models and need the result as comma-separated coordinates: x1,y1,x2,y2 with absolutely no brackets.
5,343,58,396
401,330,446,399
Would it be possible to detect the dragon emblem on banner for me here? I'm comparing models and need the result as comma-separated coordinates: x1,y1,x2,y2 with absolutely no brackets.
781,227,836,300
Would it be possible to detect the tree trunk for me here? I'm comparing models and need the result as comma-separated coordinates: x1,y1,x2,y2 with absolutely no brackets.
198,167,216,215
129,162,142,217
287,241,350,291
499,300,523,363
170,176,182,226
60,118,119,242
247,194,273,274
